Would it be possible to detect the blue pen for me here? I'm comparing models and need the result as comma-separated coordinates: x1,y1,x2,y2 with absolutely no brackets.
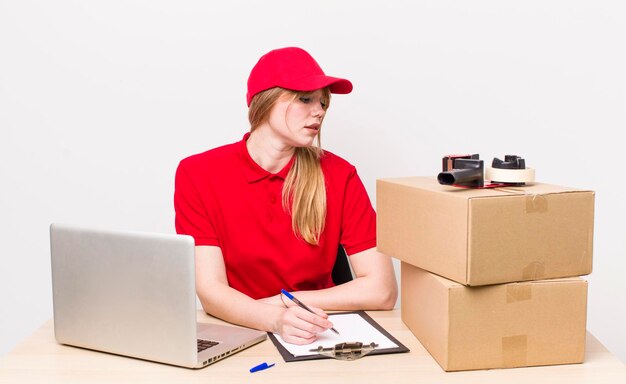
250,362,275,373
281,289,339,335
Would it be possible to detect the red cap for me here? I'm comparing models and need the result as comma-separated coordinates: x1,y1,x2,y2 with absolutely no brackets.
246,47,353,106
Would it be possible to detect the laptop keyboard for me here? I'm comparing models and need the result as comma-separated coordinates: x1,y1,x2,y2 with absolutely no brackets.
197,339,219,353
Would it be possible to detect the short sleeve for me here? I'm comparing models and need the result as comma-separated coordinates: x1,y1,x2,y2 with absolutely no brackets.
340,168,377,255
174,161,220,246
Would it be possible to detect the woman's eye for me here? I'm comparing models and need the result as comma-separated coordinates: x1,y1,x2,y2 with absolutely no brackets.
299,97,311,104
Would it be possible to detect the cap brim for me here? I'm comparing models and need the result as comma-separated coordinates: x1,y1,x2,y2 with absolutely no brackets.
281,75,353,95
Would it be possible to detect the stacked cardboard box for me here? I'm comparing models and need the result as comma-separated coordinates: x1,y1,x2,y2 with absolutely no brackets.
377,176,594,371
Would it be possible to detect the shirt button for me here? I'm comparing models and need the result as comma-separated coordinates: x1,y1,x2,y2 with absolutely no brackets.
270,196,276,204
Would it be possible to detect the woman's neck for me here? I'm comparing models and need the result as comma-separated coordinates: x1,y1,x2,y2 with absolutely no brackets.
246,127,295,174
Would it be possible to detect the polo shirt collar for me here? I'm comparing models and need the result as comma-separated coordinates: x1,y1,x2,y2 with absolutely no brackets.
239,132,295,183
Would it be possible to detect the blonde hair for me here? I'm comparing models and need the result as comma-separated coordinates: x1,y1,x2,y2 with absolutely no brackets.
248,87,331,245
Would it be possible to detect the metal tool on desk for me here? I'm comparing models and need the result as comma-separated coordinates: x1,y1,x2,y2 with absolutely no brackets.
309,342,378,361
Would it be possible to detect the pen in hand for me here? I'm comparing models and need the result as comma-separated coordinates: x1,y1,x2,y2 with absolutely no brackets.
280,289,339,335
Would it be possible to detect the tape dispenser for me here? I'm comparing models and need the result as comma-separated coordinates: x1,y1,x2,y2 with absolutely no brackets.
438,154,535,188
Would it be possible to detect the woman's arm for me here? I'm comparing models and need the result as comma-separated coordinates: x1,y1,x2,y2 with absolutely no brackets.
195,245,334,345
262,247,398,311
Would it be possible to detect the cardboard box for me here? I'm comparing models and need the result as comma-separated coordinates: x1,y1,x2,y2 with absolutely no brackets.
377,176,594,286
401,262,588,371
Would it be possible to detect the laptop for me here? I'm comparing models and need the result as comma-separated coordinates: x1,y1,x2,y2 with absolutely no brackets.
49,223,267,368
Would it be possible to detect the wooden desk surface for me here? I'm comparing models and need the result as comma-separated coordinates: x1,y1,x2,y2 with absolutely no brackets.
1,310,624,384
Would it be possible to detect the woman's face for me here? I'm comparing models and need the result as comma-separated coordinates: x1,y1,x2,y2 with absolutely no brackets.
267,89,328,148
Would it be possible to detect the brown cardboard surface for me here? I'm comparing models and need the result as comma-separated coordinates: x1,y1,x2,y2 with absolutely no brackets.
378,176,594,286
401,263,588,371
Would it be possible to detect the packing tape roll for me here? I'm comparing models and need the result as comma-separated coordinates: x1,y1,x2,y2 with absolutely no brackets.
485,167,535,184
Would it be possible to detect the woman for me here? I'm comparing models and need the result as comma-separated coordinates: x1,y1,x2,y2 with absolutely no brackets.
174,47,397,345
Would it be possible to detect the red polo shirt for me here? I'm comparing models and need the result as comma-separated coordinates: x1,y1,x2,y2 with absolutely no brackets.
174,133,377,299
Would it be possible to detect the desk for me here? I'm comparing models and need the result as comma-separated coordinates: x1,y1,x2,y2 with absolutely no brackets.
1,310,624,384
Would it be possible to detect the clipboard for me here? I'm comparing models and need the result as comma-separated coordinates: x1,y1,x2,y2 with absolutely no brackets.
267,310,410,362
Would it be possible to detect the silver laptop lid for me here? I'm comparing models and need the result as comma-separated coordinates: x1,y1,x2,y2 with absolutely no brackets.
50,223,198,367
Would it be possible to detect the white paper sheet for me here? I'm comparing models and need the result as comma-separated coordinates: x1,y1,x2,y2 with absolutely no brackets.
272,312,399,357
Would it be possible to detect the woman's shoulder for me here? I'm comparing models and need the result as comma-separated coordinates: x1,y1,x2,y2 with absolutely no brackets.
179,140,241,170
320,149,357,175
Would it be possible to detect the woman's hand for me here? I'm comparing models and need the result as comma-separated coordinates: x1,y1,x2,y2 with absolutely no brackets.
274,305,334,345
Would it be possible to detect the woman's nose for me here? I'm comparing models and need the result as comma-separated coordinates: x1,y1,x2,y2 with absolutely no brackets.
312,104,325,118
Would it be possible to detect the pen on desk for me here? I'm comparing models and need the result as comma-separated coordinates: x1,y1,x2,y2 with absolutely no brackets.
280,289,339,335
250,362,275,373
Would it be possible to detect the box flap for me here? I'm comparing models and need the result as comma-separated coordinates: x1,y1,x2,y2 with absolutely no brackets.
378,176,593,199
466,191,594,285
446,277,587,370
377,179,469,283
401,263,451,369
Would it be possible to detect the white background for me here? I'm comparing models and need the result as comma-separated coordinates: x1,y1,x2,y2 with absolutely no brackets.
1,0,624,363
